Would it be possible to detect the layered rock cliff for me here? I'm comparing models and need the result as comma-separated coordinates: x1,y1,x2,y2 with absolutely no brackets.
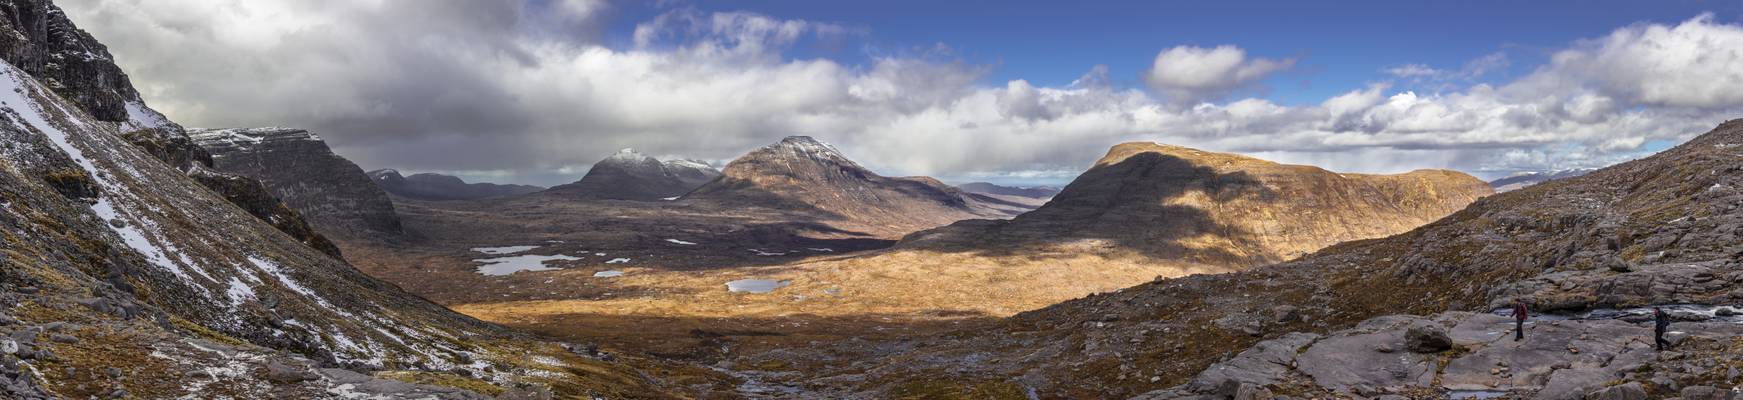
191,128,404,239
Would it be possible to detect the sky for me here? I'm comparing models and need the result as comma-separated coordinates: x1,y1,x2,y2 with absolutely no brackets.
60,0,1743,187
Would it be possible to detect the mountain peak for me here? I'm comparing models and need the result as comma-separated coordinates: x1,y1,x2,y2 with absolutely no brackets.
546,147,721,200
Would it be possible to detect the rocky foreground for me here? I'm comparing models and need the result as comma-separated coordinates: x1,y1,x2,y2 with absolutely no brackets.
1144,309,1743,399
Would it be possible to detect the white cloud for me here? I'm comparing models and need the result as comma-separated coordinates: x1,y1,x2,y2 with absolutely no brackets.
54,2,1743,185
1143,45,1294,104
1512,13,1743,108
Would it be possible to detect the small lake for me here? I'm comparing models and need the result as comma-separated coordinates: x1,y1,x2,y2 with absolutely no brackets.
726,279,790,293
474,254,581,276
593,270,624,278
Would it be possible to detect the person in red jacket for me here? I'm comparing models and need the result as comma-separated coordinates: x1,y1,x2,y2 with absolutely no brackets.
1513,300,1529,341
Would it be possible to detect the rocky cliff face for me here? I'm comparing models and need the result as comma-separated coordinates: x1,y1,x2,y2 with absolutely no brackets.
0,0,346,259
0,58,498,397
191,128,403,239
366,169,543,201
904,142,1493,267
784,121,1743,398
545,148,720,201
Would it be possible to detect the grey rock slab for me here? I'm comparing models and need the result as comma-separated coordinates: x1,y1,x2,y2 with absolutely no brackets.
1534,368,1611,400
1441,319,1648,392
1296,319,1437,394
1186,332,1320,392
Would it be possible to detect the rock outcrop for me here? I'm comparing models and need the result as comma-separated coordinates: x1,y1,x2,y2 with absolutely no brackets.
683,136,1032,236
544,148,720,201
191,128,404,239
366,169,542,201
903,142,1494,267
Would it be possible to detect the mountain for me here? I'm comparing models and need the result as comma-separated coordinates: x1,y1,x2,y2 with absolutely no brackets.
190,128,404,239
956,182,1061,199
682,136,1033,236
1489,168,1597,192
366,169,543,201
0,2,685,397
544,148,720,201
904,142,1494,266
775,121,1743,398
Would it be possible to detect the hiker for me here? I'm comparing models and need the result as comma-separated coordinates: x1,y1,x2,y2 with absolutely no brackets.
1513,300,1529,341
1654,307,1671,351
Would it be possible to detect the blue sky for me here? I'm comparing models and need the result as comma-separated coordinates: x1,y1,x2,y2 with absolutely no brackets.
66,0,1743,186
601,1,1743,105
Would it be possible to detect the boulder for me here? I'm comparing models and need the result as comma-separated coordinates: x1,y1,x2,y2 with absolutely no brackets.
1585,382,1646,400
1404,324,1452,353
1680,386,1725,400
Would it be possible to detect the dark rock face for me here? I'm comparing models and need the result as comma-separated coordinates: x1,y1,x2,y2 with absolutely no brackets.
191,128,404,239
683,136,1030,237
0,0,136,123
187,166,343,258
366,169,543,201
956,182,1060,199
545,148,720,201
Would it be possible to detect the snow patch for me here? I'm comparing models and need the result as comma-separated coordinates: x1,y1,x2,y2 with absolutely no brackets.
473,254,582,275
593,270,624,278
665,239,698,245
605,258,631,264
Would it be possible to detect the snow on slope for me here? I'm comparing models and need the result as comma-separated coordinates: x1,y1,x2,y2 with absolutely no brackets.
0,58,486,369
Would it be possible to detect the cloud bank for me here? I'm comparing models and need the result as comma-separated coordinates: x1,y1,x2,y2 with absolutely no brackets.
59,1,1743,185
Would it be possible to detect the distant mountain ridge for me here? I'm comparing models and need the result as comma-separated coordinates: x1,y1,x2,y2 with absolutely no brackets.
1489,168,1597,192
367,169,543,201
683,136,1032,237
904,142,1495,266
957,182,1061,199
545,148,721,200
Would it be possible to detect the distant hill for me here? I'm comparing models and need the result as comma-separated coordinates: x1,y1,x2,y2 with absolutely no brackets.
367,169,543,201
957,182,1061,199
904,142,1495,266
1488,168,1597,192
683,136,1032,237
544,148,721,201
